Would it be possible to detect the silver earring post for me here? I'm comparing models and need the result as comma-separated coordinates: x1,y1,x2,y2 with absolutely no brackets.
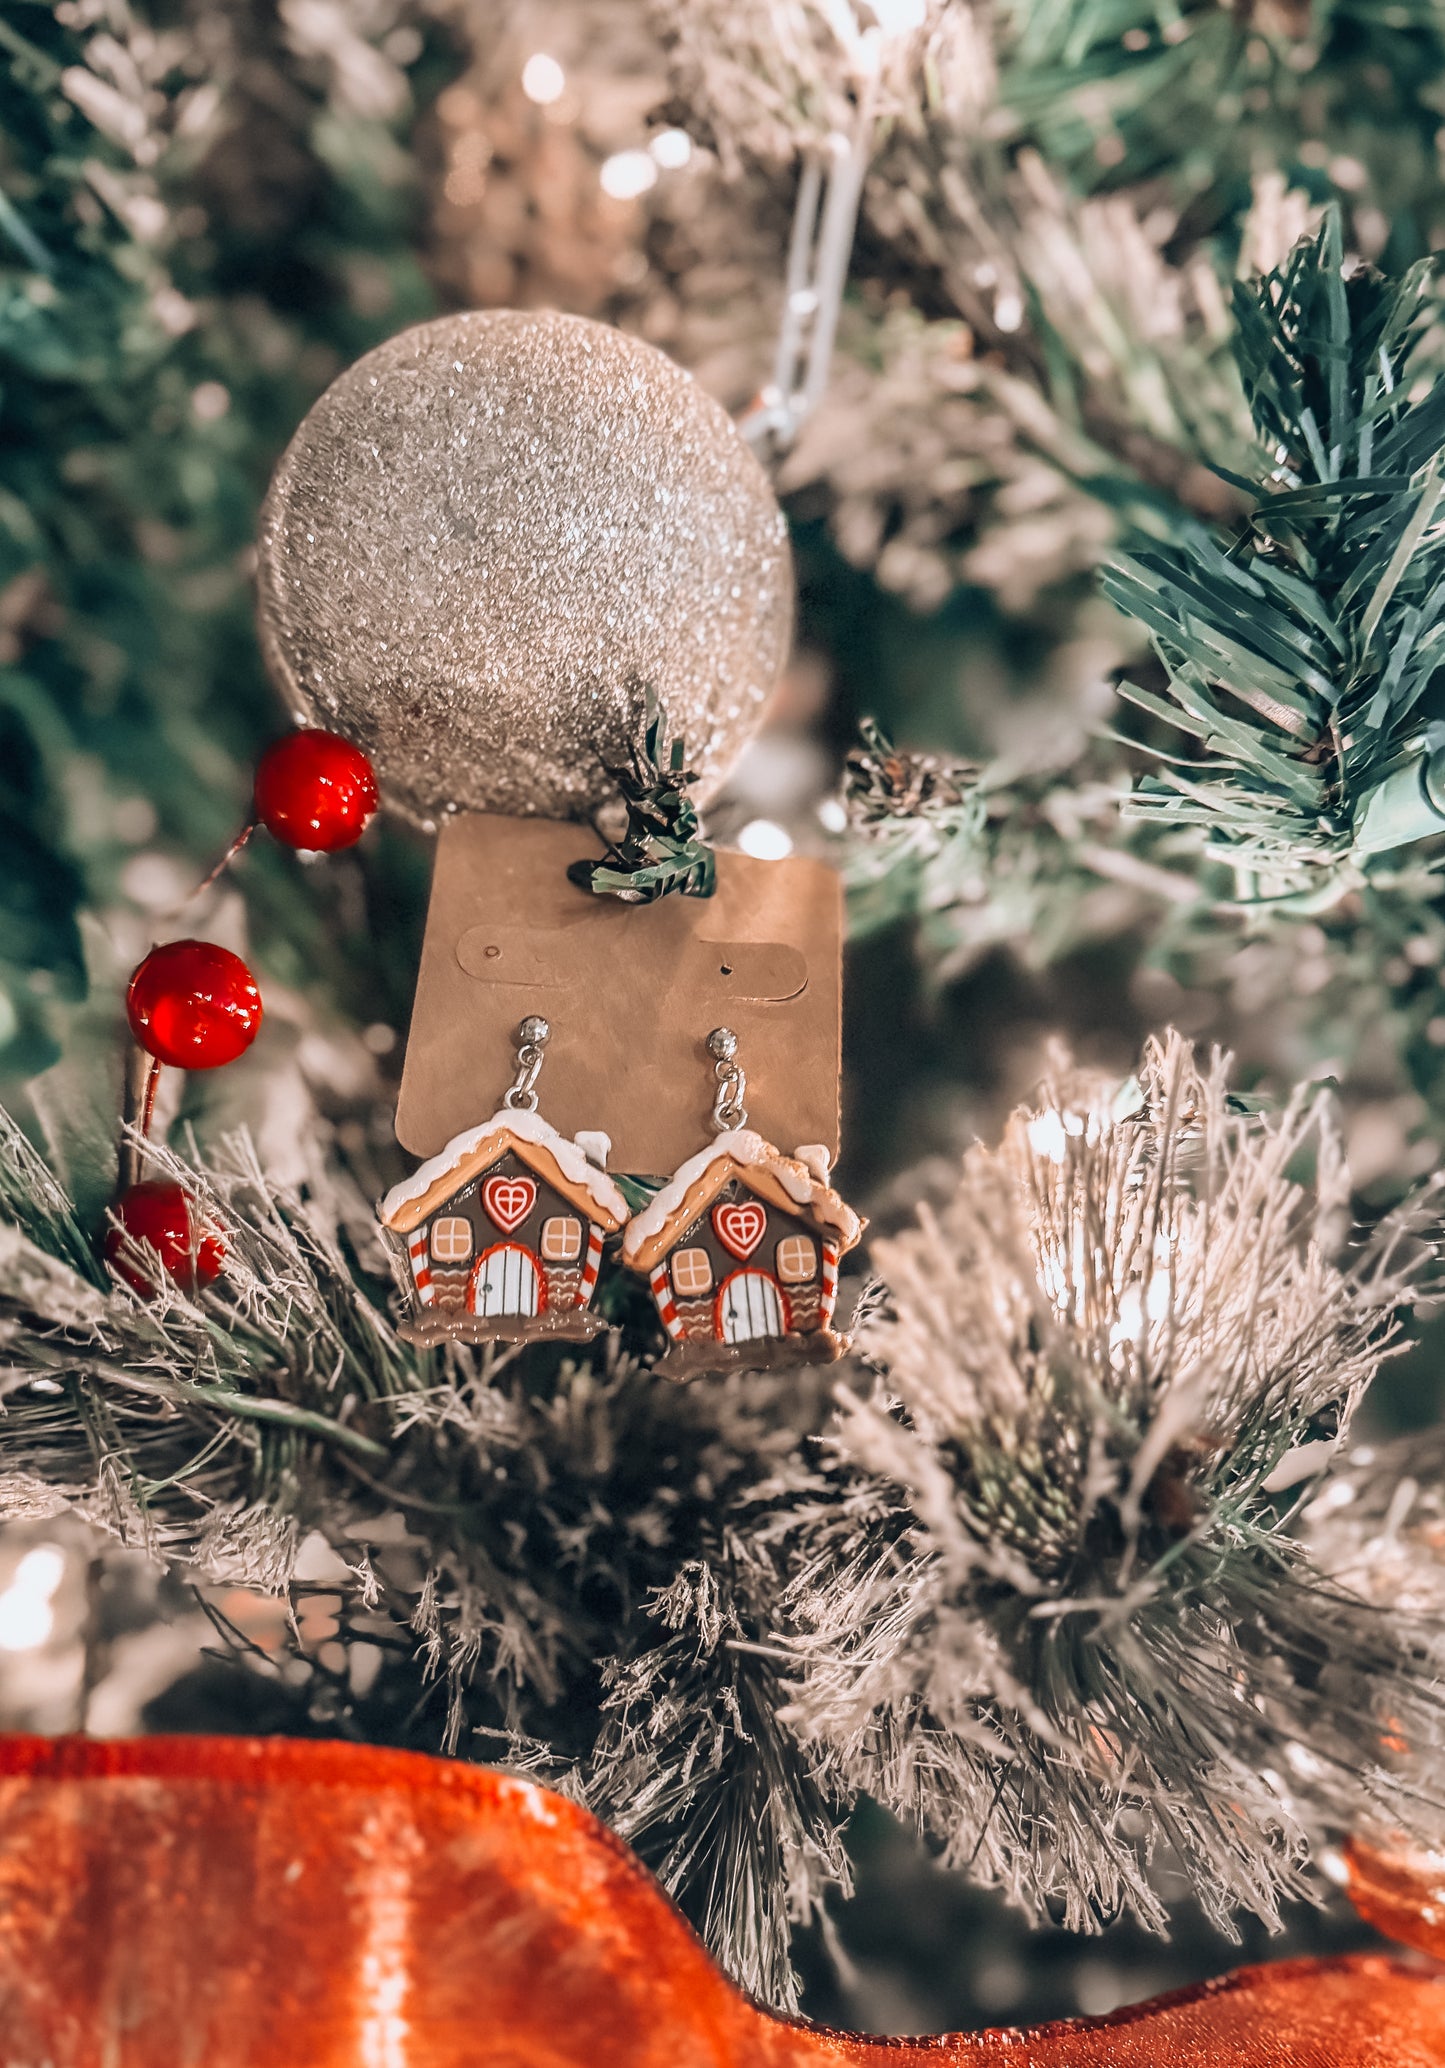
708,1027,748,1133
504,1015,550,1111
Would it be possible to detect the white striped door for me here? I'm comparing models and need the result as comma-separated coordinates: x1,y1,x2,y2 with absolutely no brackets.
718,1271,783,1343
471,1245,540,1318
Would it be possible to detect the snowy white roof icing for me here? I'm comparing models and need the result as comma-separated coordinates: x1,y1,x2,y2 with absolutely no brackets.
573,1131,613,1170
380,1105,629,1233
621,1128,861,1268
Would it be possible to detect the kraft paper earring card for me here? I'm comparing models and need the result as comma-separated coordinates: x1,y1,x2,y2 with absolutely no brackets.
393,814,843,1178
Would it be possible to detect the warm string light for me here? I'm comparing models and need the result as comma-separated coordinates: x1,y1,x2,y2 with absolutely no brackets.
737,818,795,860
519,51,696,204
650,128,692,170
0,1546,65,1653
519,52,565,107
599,151,657,202
599,129,695,198
865,0,930,33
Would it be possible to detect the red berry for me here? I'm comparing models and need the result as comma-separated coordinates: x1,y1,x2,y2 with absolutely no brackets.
105,1181,226,1297
253,729,379,852
127,940,262,1070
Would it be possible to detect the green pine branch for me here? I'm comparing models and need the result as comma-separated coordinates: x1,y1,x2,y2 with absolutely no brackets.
996,1,1445,271
1105,212,1445,896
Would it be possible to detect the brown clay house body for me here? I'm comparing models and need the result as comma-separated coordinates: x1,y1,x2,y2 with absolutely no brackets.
378,1107,629,1346
622,1128,864,1378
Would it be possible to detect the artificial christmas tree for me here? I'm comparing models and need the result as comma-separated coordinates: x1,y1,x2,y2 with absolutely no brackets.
6,0,1445,2050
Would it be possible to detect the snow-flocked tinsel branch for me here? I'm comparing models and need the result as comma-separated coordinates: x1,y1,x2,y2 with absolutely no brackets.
0,1102,847,2005
780,1037,1445,1935
3,1033,1443,2000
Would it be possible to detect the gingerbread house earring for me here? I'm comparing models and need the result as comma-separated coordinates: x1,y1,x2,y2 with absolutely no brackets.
377,1015,630,1347
621,1028,865,1380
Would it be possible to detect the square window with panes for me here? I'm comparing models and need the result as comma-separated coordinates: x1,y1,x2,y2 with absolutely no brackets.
431,1216,473,1264
541,1216,583,1263
775,1234,817,1284
671,1246,714,1297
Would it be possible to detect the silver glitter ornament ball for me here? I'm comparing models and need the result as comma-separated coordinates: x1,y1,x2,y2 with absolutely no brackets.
255,310,793,824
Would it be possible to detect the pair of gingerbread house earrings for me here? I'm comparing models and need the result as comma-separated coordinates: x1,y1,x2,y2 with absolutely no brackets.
378,1020,863,1379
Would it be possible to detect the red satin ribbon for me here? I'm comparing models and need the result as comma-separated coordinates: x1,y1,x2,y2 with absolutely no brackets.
0,1734,1441,2066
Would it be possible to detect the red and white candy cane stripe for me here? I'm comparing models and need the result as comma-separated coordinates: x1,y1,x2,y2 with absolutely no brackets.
578,1225,603,1305
650,1261,683,1338
408,1232,435,1306
819,1241,839,1328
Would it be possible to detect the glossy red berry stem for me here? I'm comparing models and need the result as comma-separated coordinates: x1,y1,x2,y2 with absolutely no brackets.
139,1056,163,1141
179,820,256,910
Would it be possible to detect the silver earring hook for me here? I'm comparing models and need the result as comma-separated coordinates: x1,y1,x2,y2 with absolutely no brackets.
504,1015,550,1111
708,1027,747,1133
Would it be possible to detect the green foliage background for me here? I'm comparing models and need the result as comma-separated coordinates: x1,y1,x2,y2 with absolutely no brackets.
0,0,448,1083
8,0,1445,2033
